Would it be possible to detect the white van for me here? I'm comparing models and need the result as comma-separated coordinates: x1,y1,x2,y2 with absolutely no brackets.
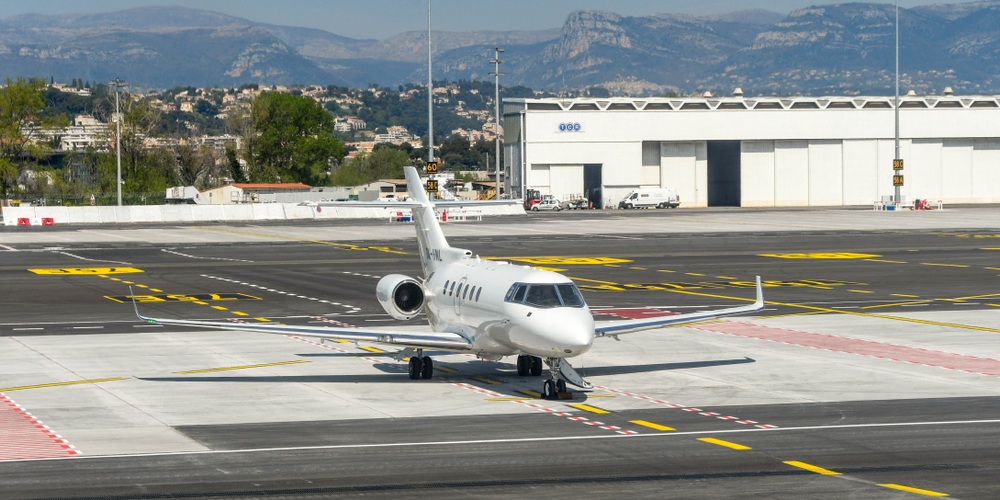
618,188,680,209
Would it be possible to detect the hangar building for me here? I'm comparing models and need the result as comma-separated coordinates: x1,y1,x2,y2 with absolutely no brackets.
501,92,1000,208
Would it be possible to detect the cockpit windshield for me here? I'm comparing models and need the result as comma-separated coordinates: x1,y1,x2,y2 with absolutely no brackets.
505,282,586,309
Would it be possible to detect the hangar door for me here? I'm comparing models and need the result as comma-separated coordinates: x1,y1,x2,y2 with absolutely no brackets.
707,141,741,207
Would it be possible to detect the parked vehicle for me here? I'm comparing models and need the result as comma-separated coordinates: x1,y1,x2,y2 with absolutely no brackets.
618,188,680,209
531,198,562,211
560,194,591,210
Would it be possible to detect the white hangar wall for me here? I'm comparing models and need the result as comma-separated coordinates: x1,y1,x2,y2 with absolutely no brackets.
503,96,1000,207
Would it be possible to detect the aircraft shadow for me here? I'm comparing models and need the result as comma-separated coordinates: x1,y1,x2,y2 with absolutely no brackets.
566,357,755,377
137,358,754,385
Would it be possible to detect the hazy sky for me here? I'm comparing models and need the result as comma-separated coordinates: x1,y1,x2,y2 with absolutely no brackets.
3,0,954,39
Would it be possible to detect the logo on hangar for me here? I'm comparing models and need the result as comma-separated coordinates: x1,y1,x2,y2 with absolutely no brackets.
558,122,583,132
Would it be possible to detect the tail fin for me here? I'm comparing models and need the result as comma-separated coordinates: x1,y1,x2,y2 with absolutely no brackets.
404,167,469,276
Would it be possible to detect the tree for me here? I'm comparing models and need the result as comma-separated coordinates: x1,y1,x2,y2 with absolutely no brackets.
0,77,48,163
244,92,344,185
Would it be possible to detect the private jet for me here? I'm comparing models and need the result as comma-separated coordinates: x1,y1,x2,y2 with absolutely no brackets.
135,166,764,399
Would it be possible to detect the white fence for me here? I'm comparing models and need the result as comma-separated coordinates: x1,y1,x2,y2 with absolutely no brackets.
3,202,524,226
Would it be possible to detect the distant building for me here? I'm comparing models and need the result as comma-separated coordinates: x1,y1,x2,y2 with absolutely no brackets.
504,93,1000,207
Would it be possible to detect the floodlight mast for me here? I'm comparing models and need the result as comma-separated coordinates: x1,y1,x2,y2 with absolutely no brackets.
894,1,901,205
427,0,434,165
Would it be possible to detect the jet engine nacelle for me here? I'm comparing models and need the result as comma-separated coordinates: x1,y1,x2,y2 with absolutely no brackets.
375,274,425,320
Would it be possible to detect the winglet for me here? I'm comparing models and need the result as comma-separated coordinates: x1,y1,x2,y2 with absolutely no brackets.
129,286,156,324
753,276,764,309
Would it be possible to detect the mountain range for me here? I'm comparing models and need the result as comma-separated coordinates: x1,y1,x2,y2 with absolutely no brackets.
1,2,999,96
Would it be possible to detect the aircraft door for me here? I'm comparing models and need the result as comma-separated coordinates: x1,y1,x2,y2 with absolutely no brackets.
453,277,469,316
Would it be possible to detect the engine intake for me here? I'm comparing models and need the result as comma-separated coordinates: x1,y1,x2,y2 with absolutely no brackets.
376,274,425,320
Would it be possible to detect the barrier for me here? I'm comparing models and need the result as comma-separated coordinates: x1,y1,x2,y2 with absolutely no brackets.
41,218,54,226
17,217,30,226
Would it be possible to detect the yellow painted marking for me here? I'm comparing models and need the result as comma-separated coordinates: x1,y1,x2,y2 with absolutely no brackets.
878,484,948,497
358,346,385,353
570,277,622,285
134,284,148,289
472,376,503,385
434,366,458,373
686,272,706,277
698,437,751,450
175,359,309,375
503,257,633,265
986,267,1000,271
568,403,610,414
103,295,126,304
232,311,249,317
517,389,541,398
211,305,229,311
97,275,108,278
332,339,350,344
891,293,920,298
630,266,648,271
0,377,128,392
150,288,163,293
784,461,840,475
629,420,675,431
657,269,676,273
28,267,145,275
486,397,531,401
982,248,1000,250
865,258,907,264
254,317,271,322
861,300,931,310
121,280,134,285
193,301,208,305
939,298,966,303
759,252,881,260
109,278,121,281
717,275,737,280
921,262,970,268
848,289,875,294
195,227,411,255
533,267,568,272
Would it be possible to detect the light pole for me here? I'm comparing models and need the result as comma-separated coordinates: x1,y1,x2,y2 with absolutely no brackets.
491,47,504,197
893,1,902,205
110,77,128,206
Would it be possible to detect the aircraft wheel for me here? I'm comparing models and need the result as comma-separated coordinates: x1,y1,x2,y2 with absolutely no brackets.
408,356,423,380
516,355,529,376
542,380,556,400
556,379,567,394
529,356,543,376
420,356,434,379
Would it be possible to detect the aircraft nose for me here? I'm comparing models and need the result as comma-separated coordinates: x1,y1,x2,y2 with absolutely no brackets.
537,312,593,356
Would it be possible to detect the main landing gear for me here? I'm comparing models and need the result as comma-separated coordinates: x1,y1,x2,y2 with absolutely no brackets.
407,349,434,380
515,354,543,377
516,355,567,400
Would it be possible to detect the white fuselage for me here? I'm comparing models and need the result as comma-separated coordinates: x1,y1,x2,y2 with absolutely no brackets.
422,256,594,359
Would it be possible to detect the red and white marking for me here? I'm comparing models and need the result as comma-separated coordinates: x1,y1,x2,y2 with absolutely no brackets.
592,307,679,320
596,385,779,429
0,393,78,460
694,321,1000,377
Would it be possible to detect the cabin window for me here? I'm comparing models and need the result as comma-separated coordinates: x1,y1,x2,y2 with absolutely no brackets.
443,280,450,294
449,281,456,296
462,284,469,300
505,284,528,303
475,287,482,301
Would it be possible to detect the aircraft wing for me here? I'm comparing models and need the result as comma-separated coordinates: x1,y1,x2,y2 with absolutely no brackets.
594,276,765,338
132,300,472,351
